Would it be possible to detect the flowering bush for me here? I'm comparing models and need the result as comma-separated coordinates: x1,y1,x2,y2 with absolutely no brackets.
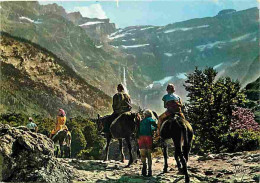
231,107,260,132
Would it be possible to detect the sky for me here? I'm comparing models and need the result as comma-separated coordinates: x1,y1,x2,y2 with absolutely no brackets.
39,0,259,28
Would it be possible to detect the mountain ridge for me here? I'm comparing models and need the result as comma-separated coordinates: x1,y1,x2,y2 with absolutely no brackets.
0,31,112,117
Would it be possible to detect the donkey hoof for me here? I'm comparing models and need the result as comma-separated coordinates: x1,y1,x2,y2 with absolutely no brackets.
185,176,190,183
128,160,133,165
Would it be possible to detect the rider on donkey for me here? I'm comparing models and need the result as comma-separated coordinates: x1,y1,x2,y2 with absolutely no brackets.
50,109,69,139
157,83,185,137
103,84,132,133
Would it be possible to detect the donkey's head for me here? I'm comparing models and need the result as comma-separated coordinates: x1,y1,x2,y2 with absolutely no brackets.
96,114,109,132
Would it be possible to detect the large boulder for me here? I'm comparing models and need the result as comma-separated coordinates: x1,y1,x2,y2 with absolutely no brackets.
0,124,72,182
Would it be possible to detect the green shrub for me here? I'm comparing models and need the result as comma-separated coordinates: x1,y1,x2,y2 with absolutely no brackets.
68,117,104,159
71,127,87,157
221,130,260,152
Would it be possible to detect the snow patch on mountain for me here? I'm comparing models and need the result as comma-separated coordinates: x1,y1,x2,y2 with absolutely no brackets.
230,33,252,42
19,16,42,24
122,44,149,49
141,27,154,31
213,63,223,69
154,76,174,86
164,53,173,57
95,45,103,48
164,25,209,34
176,73,187,79
108,33,132,40
196,33,254,51
109,29,123,37
79,21,104,26
196,41,225,51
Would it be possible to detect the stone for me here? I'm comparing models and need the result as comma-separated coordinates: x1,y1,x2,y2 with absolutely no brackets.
0,124,72,182
216,172,224,178
204,169,214,175
198,154,214,161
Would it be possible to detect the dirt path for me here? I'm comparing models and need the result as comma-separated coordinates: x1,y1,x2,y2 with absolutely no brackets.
58,150,259,183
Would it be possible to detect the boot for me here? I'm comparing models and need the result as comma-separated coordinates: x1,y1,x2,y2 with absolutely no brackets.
142,163,147,176
148,167,152,177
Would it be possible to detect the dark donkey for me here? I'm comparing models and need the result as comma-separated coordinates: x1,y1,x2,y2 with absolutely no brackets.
97,113,139,167
52,130,71,158
156,112,193,183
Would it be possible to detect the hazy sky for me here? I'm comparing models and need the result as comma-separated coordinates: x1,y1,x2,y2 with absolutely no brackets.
40,0,258,28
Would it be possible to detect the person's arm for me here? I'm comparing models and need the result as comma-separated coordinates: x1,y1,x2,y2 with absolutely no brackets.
35,126,38,133
162,95,167,108
151,119,157,131
164,101,167,108
112,94,120,112
125,94,132,108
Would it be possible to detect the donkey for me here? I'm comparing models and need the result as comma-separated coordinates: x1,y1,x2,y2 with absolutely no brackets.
52,130,71,158
156,112,193,183
97,113,140,167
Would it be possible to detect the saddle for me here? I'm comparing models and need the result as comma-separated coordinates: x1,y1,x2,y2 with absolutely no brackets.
51,129,70,140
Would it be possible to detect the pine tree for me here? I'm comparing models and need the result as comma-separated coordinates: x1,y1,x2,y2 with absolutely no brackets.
184,67,246,153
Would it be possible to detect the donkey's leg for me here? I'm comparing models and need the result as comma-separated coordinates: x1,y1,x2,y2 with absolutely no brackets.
183,132,193,162
55,145,59,158
104,135,112,161
125,137,133,167
173,138,182,171
136,139,141,159
69,146,71,158
174,140,190,183
119,139,125,163
183,144,191,162
60,144,64,158
161,139,168,173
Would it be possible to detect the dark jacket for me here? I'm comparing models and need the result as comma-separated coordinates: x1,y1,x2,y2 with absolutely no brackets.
112,92,132,114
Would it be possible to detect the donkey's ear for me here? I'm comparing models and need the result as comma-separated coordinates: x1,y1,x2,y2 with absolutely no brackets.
138,106,142,112
97,114,100,119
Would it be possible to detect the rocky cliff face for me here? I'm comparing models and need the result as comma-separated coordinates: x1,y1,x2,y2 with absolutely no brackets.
0,33,112,117
0,124,72,182
0,1,137,97
67,12,116,44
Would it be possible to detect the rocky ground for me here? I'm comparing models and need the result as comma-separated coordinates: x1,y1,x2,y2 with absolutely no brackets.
58,150,259,183
0,124,259,183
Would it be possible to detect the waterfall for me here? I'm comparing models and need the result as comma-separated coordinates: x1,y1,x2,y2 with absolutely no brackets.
144,94,148,108
123,67,128,93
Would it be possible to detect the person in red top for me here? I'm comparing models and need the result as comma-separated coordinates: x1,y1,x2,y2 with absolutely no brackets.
157,84,185,137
